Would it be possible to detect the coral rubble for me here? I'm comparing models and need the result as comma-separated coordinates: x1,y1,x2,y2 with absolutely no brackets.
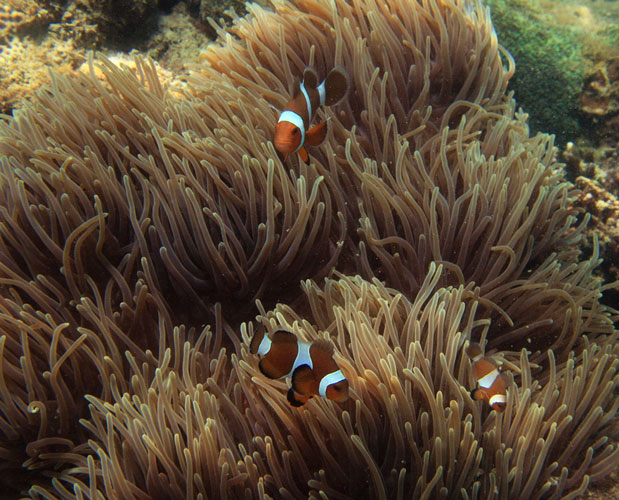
581,57,619,145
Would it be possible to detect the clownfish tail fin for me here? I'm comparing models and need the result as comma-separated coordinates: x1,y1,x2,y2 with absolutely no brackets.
303,67,320,89
323,66,350,106
466,342,484,360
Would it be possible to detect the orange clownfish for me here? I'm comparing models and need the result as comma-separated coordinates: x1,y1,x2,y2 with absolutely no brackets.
466,342,507,411
274,66,350,163
249,327,349,406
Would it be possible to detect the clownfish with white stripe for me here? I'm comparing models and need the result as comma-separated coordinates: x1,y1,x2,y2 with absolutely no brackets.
249,326,349,407
274,66,350,163
466,342,507,412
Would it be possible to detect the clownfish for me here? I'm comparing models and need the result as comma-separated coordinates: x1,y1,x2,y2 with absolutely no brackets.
466,342,507,411
249,327,349,406
274,66,350,163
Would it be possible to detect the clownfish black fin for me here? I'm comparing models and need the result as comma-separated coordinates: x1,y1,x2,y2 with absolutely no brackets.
270,330,297,344
323,66,350,106
287,387,305,407
291,364,314,395
311,337,335,356
471,388,483,401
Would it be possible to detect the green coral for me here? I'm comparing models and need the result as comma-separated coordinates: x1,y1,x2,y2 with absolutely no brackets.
485,0,586,145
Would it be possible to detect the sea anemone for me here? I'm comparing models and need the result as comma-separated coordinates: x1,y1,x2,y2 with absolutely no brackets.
0,0,616,498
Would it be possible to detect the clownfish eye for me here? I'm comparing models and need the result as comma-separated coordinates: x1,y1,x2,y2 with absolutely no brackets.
292,128,300,135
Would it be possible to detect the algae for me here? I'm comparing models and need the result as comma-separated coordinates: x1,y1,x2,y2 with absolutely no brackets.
485,0,587,145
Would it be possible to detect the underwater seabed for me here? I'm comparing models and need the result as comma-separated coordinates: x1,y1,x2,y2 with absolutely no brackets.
0,0,618,498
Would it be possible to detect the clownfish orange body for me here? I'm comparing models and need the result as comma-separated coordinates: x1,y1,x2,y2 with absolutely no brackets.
249,327,349,406
467,342,507,412
274,66,350,163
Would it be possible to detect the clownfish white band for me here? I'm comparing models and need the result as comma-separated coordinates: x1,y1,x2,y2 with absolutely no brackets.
277,110,305,153
317,81,326,106
300,82,312,122
257,335,272,356
489,394,506,407
318,369,345,398
286,342,313,378
478,368,499,389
